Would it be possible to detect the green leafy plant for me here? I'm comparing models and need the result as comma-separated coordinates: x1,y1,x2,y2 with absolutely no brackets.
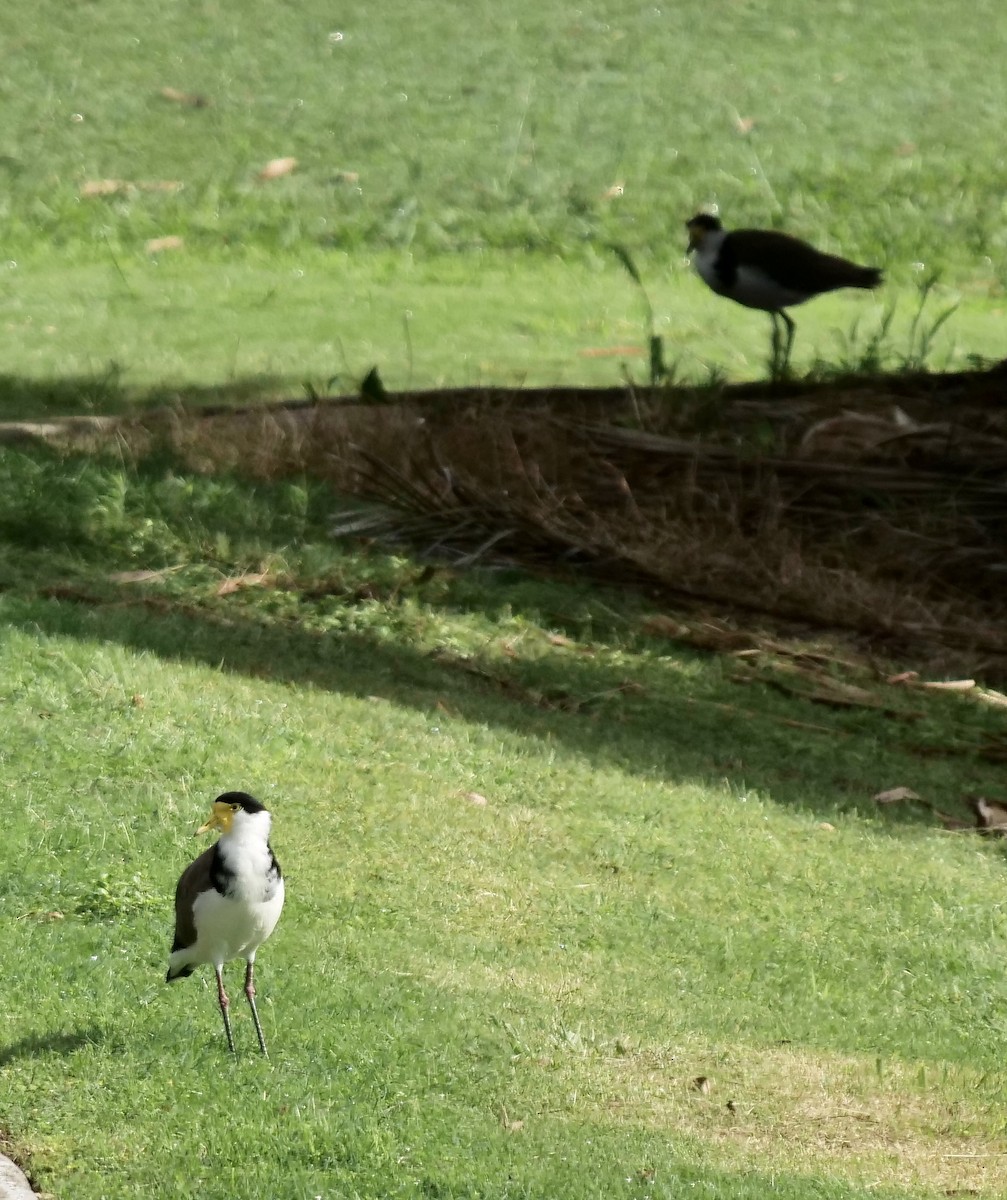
75,872,159,921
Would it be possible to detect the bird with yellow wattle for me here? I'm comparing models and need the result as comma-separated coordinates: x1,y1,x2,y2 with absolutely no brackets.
166,791,284,1056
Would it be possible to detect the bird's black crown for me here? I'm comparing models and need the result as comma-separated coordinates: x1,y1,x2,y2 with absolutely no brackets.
214,791,268,813
685,212,723,232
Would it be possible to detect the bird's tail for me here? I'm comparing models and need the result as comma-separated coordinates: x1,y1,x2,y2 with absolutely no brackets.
817,253,884,292
857,266,884,290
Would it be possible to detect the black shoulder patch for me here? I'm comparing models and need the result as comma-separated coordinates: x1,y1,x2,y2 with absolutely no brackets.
264,846,283,900
209,842,236,896
715,234,739,289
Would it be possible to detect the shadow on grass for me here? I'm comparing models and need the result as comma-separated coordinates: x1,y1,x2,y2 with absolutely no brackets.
0,371,300,420
0,584,984,831
0,1026,105,1067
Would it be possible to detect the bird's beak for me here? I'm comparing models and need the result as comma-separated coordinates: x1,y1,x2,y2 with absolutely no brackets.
196,801,233,835
686,224,701,253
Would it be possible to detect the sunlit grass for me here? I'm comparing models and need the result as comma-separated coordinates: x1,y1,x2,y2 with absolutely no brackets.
1,0,1006,396
3,0,1007,1191
1,249,1001,414
2,444,1007,1198
4,0,1006,276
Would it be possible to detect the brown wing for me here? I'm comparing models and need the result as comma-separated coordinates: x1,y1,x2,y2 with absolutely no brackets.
734,229,882,293
170,846,216,953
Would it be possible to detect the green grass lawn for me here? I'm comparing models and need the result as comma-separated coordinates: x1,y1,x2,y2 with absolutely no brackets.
2,0,1006,399
3,2,1007,1196
2,249,1004,415
2,444,1007,1199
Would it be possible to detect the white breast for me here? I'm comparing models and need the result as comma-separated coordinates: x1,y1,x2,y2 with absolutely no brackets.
691,234,728,294
728,264,810,311
691,233,812,311
190,877,285,965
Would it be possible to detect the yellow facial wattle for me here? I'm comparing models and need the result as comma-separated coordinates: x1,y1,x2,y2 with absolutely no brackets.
196,800,236,835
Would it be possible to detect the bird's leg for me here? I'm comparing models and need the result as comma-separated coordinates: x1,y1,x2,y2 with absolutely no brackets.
768,312,782,379
215,964,236,1055
244,959,269,1057
779,310,796,375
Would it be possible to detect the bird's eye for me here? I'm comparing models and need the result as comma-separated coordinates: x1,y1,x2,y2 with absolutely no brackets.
231,804,240,813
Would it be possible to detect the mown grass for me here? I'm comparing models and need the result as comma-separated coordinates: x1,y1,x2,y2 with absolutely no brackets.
5,0,1007,271
2,442,1007,1199
2,250,1003,413
3,0,1007,1193
2,0,1006,395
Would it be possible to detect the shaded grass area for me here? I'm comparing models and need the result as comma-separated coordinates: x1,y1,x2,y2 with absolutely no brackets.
83,369,1006,676
3,444,1007,1200
1,443,1003,818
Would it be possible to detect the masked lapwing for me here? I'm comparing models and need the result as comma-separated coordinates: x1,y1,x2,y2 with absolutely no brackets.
685,213,883,376
166,791,284,1055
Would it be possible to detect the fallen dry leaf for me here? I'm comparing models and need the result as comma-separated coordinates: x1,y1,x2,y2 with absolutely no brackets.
145,235,184,254
215,571,270,596
919,679,976,692
874,786,921,805
463,791,489,807
499,1106,524,1133
109,567,183,584
644,617,755,653
734,115,757,134
80,179,183,198
547,632,576,648
80,178,127,197
159,86,211,107
81,178,184,198
640,614,686,639
971,796,1007,835
817,822,836,832
19,909,64,923
578,345,645,358
691,1076,713,1094
601,181,625,199
258,156,298,180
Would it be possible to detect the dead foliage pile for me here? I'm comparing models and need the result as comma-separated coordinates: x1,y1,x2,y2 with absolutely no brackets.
68,362,1007,673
